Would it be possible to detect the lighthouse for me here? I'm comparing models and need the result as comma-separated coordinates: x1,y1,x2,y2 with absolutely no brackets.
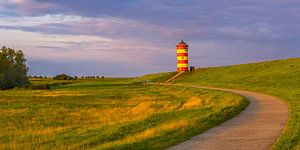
176,40,189,72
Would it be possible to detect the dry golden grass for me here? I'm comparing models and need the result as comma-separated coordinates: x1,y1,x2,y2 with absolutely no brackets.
23,126,65,136
0,80,247,149
67,104,157,126
130,96,154,101
38,91,86,97
0,109,27,115
182,96,203,108
100,119,188,149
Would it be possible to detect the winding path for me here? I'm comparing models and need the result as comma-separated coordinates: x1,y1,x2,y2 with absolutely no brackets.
159,84,289,150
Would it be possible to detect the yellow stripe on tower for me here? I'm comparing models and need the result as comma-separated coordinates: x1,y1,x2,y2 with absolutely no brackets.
177,56,188,60
177,64,188,67
177,49,187,53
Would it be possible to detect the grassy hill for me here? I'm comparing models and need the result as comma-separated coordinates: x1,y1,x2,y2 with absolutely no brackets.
176,57,300,149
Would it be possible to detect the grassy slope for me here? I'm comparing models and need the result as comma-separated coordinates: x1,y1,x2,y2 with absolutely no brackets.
176,57,300,149
133,72,177,83
0,79,247,149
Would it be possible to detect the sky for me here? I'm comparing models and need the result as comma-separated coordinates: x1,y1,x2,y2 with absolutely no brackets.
0,0,300,77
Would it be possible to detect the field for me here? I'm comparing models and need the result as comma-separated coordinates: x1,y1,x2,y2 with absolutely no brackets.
176,57,300,149
0,78,248,149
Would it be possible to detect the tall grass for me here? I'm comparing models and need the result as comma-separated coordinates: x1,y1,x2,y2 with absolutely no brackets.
0,79,247,149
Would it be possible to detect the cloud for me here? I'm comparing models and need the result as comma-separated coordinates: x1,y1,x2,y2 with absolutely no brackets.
0,0,300,76
0,14,82,26
0,14,161,38
0,28,172,68
7,0,59,15
0,29,110,59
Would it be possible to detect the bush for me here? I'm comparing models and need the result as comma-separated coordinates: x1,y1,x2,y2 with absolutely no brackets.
0,46,29,89
53,74,74,80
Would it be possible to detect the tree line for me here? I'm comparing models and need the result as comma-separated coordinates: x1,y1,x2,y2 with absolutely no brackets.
30,75,105,80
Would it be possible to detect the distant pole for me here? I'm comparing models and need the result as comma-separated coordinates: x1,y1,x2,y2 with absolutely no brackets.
176,40,189,72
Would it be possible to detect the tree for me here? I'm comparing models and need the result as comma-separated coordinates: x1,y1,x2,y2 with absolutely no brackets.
53,74,74,80
0,46,29,89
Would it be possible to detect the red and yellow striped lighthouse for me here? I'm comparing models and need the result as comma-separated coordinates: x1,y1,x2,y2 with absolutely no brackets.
176,40,189,72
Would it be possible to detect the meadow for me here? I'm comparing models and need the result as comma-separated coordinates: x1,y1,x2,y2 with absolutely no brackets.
176,57,300,149
0,78,248,149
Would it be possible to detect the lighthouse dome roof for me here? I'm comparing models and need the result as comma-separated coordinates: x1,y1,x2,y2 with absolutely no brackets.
179,40,186,45
176,40,188,48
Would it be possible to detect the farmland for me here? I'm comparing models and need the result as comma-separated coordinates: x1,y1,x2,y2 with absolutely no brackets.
0,78,247,149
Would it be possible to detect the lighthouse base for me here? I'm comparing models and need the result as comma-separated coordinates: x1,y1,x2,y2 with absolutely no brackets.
177,67,188,72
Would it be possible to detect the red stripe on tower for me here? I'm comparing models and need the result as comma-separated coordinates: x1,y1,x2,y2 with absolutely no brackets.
177,53,188,56
177,60,188,64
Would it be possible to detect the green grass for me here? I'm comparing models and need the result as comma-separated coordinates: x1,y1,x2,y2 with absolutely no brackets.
176,57,300,149
133,72,177,83
0,78,248,149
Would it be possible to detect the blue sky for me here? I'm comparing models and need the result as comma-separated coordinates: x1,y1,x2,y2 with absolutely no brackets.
0,0,299,76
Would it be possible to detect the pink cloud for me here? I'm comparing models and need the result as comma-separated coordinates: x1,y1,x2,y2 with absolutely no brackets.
9,0,59,15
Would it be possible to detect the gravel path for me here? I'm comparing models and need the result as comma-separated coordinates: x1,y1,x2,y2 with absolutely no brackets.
163,84,289,150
